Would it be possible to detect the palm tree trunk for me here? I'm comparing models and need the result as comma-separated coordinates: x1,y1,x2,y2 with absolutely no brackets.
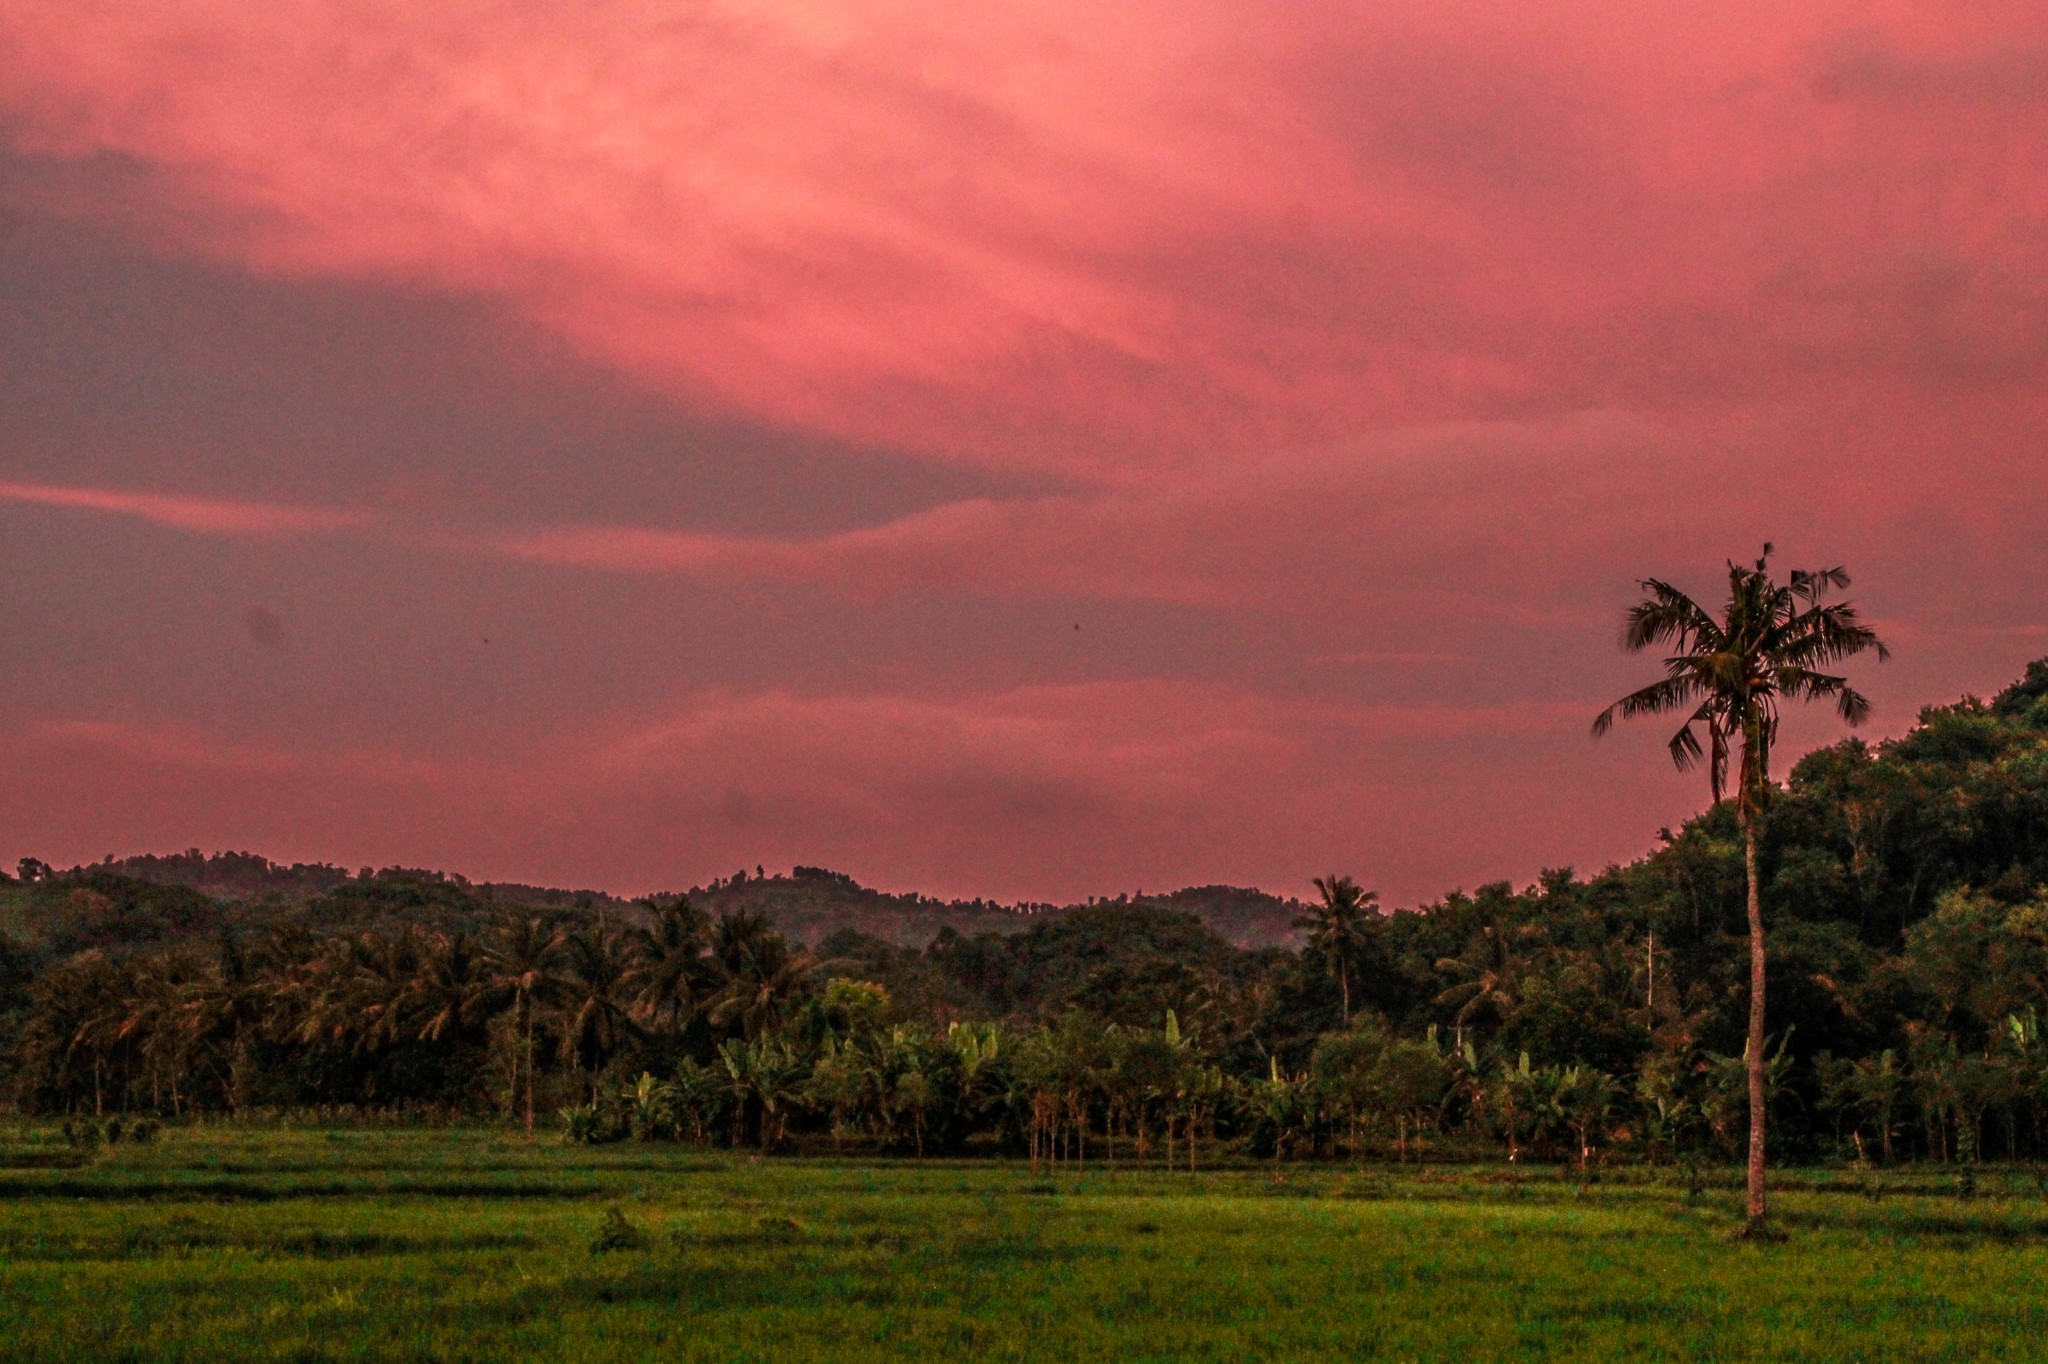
522,1001,536,1136
1742,812,1768,1231
230,1031,248,1117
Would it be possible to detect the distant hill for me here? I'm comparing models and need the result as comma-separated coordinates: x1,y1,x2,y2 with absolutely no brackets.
670,868,1307,948
682,866,1042,946
101,849,353,901
28,853,1310,949
100,851,616,913
1137,885,1306,947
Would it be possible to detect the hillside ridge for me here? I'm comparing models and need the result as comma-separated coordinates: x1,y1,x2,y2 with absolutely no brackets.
51,852,1308,949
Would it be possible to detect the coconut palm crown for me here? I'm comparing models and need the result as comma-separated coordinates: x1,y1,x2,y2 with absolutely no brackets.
1295,874,1378,1025
1592,546,1888,816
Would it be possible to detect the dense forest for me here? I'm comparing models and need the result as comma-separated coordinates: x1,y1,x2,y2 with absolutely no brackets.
79,850,1308,950
4,657,2046,1169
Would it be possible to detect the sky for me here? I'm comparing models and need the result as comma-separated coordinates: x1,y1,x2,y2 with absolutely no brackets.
0,1,2044,904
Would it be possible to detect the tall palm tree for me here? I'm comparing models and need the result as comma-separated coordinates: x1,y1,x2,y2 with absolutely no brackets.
182,935,272,1114
1594,546,1885,1233
116,948,206,1116
344,928,430,1056
408,932,494,1048
252,925,319,1048
484,916,564,1133
626,899,710,1033
1294,875,1378,1024
1433,922,1530,1042
555,926,638,1101
39,952,139,1115
704,911,828,1041
285,935,373,1055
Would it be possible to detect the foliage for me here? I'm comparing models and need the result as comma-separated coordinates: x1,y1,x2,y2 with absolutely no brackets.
3,658,2048,1172
589,1204,650,1254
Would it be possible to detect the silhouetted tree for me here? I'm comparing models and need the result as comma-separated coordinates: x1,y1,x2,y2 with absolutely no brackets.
1595,546,1885,1232
1295,875,1377,1024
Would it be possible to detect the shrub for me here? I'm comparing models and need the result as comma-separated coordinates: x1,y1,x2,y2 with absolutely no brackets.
560,1104,626,1145
590,1205,649,1254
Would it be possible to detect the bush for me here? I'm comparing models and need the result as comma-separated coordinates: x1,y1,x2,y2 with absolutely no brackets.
560,1104,626,1145
590,1205,649,1254
61,1115,161,1147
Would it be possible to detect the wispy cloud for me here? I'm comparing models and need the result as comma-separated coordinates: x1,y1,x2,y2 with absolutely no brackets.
0,404,1978,626
5,682,1645,902
6,3,2044,472
0,414,1700,614
0,480,371,536
0,1,2041,899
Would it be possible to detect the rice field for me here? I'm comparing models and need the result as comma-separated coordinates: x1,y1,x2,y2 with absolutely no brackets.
2,1126,2045,1361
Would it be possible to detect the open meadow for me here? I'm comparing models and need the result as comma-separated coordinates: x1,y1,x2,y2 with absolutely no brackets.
2,1127,2046,1362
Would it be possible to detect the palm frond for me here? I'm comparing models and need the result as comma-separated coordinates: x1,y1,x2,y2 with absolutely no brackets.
1621,580,1718,653
1592,674,1705,736
1789,565,1851,606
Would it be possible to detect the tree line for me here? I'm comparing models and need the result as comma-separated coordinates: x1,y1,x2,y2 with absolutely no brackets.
3,614,2046,1189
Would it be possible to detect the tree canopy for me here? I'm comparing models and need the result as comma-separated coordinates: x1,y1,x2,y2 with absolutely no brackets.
5,657,2048,1169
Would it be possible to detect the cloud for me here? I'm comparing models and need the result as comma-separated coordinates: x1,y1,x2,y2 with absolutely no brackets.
0,413,1732,619
1810,30,2048,107
241,604,285,647
5,3,2045,473
9,404,2037,636
1,681,1640,902
0,480,369,535
0,2,2043,904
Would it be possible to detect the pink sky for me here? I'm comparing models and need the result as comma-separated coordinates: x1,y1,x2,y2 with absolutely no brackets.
0,1,2043,902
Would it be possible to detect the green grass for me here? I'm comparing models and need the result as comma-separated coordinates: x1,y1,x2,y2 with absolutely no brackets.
2,1127,2046,1361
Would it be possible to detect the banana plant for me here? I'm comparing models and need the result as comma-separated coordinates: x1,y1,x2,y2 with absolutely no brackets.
628,1070,679,1141
1553,1064,1617,1169
719,1034,808,1151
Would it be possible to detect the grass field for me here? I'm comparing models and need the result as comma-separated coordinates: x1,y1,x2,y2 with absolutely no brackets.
2,1127,2046,1361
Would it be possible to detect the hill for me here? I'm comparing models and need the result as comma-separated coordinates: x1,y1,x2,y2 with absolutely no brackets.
11,853,1309,951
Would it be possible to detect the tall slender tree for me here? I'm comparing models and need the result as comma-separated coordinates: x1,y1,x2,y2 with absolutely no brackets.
408,932,494,1048
1594,546,1885,1233
484,916,564,1133
705,911,830,1041
626,898,710,1032
556,926,638,1102
1434,921,1528,1043
182,935,272,1114
1295,875,1378,1024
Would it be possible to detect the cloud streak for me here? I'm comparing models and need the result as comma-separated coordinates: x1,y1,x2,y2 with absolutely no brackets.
12,393,2045,639
0,480,371,535
2,682,1620,902
0,415,1713,621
